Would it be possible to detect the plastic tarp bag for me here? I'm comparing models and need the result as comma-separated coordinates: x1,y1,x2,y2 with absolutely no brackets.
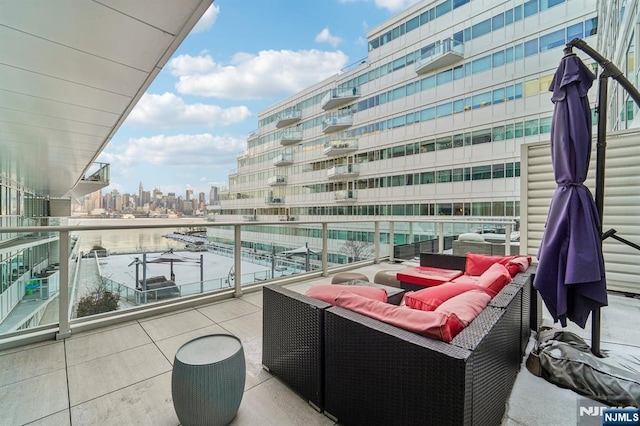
526,327,640,406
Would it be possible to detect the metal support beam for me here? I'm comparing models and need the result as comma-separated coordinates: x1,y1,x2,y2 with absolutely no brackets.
56,230,71,340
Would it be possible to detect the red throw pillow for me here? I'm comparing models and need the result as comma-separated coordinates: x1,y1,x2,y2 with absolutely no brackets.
404,282,492,311
465,253,517,276
434,289,491,327
334,293,461,342
305,284,387,304
505,256,532,277
475,263,512,295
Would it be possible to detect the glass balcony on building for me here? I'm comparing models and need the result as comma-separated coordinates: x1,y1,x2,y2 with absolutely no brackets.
275,110,302,128
334,190,357,202
268,176,287,186
273,153,293,166
322,114,353,133
69,162,110,199
415,38,464,75
265,196,285,204
327,164,359,180
279,130,303,146
321,87,361,110
323,136,358,157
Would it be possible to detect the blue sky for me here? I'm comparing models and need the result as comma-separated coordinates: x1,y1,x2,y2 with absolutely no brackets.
98,0,420,198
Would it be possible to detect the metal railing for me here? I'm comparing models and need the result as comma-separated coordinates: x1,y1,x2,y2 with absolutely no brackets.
0,218,517,348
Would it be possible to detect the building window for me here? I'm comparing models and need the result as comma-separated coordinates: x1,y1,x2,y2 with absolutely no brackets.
437,170,452,183
524,0,538,17
539,29,565,51
472,165,492,180
492,164,505,179
524,39,539,56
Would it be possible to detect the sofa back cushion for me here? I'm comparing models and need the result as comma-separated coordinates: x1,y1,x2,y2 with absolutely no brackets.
465,253,532,276
334,293,462,342
434,289,491,327
306,284,387,304
475,263,512,295
404,282,492,311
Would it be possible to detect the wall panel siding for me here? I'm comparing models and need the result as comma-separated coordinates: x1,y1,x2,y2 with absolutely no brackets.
522,130,640,294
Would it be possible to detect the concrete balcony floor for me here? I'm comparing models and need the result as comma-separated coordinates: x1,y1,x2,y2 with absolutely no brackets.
1,260,638,425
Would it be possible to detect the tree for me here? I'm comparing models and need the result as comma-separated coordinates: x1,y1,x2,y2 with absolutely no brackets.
76,281,120,318
340,238,374,263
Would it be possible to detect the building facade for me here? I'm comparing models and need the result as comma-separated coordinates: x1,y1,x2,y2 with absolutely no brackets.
212,0,600,261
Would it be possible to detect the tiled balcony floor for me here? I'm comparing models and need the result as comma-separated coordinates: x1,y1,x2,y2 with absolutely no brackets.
1,261,639,425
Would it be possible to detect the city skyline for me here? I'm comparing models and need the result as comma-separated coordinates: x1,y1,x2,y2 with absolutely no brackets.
96,0,416,197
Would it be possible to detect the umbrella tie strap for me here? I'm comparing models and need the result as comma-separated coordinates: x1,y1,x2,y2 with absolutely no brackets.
559,182,582,188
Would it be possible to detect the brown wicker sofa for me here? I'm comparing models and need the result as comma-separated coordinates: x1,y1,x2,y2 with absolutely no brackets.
262,254,538,425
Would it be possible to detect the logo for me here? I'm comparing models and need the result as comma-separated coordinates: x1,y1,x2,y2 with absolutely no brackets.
577,398,640,426
602,408,640,425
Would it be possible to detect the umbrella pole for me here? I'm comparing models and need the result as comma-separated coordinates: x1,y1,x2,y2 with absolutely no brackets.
590,74,610,357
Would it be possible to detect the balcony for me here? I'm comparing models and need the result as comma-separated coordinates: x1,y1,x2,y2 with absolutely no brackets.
415,38,464,75
279,130,303,146
323,136,358,157
334,190,357,202
0,219,621,426
68,162,110,199
275,110,302,128
327,163,359,180
265,196,285,204
273,153,293,166
321,87,361,110
322,114,353,133
268,176,287,186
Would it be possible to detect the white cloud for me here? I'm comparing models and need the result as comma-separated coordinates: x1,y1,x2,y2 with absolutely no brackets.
191,4,219,33
169,50,349,100
337,0,420,12
99,133,246,168
315,28,342,47
127,93,251,128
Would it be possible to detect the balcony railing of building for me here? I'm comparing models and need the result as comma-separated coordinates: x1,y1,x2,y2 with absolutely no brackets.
323,136,358,156
279,130,303,146
273,153,293,166
327,163,359,179
265,196,285,204
275,110,302,128
415,38,464,75
322,114,354,133
268,176,287,186
334,190,357,202
0,218,518,349
321,87,361,110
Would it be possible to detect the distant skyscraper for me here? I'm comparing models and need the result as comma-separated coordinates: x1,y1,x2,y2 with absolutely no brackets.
209,186,219,205
186,189,193,201
138,182,143,207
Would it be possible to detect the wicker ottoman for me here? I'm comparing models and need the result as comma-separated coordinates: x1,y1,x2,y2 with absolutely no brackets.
331,272,369,284
172,334,245,426
373,270,402,288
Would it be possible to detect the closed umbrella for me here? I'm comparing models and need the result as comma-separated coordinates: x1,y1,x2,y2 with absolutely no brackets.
533,52,607,328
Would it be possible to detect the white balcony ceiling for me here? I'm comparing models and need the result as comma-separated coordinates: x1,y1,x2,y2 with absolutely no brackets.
0,0,212,198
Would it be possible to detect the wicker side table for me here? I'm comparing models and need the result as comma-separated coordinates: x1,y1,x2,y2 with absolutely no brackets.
172,334,245,426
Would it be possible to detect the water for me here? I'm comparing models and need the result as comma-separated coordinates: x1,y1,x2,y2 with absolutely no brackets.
69,218,205,254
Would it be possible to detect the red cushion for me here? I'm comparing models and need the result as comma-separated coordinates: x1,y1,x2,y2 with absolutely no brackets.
505,256,531,277
475,263,512,295
451,275,479,285
305,284,387,304
404,282,492,311
396,266,463,288
465,253,532,276
434,289,491,326
334,293,461,342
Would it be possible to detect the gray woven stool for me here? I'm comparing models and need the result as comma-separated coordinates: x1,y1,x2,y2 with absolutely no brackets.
172,334,245,426
331,272,369,284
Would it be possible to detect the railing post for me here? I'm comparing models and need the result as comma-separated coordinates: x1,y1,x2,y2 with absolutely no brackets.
234,225,242,297
322,223,328,276
438,222,444,254
374,221,380,263
504,223,512,255
389,221,395,262
57,230,71,340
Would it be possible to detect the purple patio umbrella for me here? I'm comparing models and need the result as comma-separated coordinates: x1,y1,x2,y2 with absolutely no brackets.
533,53,607,328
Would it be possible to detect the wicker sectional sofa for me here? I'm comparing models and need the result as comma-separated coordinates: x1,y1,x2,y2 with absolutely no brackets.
262,254,538,425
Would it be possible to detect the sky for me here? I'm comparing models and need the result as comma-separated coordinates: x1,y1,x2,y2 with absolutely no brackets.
97,0,421,198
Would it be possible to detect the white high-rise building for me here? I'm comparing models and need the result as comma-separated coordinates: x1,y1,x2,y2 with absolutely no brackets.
212,0,600,262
